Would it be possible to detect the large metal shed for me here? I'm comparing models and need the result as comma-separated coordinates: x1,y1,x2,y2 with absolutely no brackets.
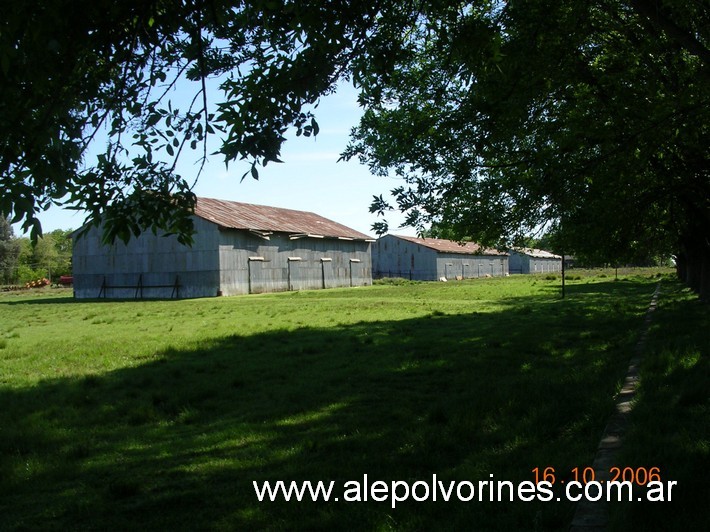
372,234,509,281
508,248,562,274
72,197,374,299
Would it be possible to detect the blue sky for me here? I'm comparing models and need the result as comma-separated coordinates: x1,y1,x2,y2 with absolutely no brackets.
21,83,417,239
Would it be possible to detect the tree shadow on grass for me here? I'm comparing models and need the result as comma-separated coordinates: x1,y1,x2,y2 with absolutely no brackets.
1,296,170,306
539,277,659,297
609,281,710,531
0,280,674,531
1,295,80,305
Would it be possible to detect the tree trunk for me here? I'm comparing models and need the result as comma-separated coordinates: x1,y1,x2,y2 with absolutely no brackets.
699,245,710,303
561,253,566,299
686,246,701,293
680,233,710,302
675,251,687,282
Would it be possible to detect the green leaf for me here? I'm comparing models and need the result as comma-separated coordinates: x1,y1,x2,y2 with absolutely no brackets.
146,113,161,128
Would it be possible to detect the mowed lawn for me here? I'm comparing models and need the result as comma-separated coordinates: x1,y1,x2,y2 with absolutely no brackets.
0,271,707,530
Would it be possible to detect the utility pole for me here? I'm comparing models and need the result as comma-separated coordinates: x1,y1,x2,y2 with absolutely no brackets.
561,253,566,299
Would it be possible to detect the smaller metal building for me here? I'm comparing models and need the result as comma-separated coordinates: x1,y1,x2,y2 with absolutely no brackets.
508,248,562,274
373,234,509,281
72,198,374,298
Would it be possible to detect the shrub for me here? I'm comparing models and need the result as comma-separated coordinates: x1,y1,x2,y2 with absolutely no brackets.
16,265,46,284
374,277,420,286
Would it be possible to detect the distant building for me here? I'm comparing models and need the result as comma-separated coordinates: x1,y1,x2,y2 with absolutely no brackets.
72,197,374,298
372,234,509,281
508,248,562,274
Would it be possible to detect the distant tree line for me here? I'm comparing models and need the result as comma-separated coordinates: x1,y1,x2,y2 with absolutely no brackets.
0,217,72,285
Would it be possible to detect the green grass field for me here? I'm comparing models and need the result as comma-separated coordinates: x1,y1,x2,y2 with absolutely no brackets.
0,270,707,530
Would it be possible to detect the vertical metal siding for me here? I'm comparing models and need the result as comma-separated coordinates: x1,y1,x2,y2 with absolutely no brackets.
217,231,372,295
374,235,509,280
436,254,508,279
508,251,562,275
373,235,438,280
73,218,372,299
73,216,221,299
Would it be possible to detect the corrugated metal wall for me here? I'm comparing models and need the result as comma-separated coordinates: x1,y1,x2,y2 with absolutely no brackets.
508,252,562,274
372,235,437,280
218,231,372,295
436,254,509,279
73,219,372,299
528,258,562,273
373,235,508,280
72,217,221,299
508,252,527,274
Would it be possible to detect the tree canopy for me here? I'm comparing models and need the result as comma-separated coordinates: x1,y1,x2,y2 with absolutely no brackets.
346,0,709,296
1,0,388,243
1,1,708,296
346,2,708,262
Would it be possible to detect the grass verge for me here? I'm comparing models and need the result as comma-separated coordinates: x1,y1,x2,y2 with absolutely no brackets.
608,279,709,530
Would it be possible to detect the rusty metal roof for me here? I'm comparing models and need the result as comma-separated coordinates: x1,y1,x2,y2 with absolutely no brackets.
511,248,562,259
194,197,374,241
390,235,508,256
